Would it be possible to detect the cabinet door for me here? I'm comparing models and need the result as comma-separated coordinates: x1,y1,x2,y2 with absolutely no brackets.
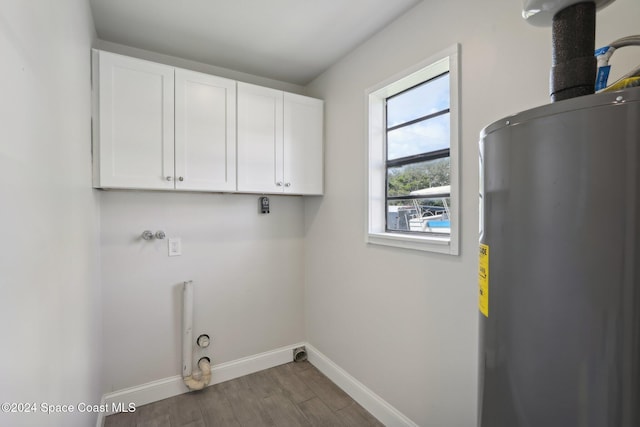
175,69,236,192
237,82,284,193
94,50,174,189
283,93,324,195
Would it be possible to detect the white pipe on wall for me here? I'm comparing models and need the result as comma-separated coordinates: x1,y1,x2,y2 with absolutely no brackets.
183,281,194,378
182,280,211,391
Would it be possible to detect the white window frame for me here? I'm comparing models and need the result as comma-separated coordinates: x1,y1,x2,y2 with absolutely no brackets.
366,44,460,255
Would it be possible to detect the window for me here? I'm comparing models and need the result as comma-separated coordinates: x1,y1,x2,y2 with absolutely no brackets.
366,45,459,254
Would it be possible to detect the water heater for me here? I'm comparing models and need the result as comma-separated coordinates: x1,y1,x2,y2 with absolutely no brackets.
478,87,640,425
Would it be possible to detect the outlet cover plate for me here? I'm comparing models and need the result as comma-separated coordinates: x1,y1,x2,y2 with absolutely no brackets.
168,238,182,256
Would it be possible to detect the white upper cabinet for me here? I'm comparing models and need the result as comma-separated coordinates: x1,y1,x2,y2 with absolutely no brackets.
92,50,236,192
93,50,175,190
283,92,324,195
175,69,236,192
237,83,284,193
237,82,323,195
93,50,322,195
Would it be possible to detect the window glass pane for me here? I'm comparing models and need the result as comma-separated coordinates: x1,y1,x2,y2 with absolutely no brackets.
387,197,451,234
386,73,449,128
387,158,450,198
387,113,450,160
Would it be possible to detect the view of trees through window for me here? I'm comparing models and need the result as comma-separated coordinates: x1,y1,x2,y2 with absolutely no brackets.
387,158,449,198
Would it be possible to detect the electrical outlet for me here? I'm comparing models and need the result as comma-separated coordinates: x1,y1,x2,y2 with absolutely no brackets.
259,196,270,214
168,238,182,256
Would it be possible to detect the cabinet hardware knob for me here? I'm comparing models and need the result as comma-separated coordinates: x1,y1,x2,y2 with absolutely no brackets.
155,230,166,240
166,176,173,181
141,230,154,240
285,182,291,187
276,182,283,187
178,176,184,181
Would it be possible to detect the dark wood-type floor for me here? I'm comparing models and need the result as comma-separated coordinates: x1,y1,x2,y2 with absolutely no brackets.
104,360,384,427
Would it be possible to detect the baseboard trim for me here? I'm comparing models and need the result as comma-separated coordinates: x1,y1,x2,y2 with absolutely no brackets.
97,342,305,427
97,342,416,427
306,344,418,427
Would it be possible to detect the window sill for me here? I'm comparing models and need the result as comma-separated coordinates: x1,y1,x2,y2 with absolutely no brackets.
366,232,457,255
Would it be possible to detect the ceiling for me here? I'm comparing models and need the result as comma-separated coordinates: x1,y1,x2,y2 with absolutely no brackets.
89,0,422,85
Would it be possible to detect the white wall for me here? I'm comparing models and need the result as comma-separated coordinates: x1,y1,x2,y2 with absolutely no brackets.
303,0,640,425
0,1,101,426
100,191,306,392
95,45,309,393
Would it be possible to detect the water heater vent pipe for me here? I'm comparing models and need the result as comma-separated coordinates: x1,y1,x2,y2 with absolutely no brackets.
522,0,617,102
550,2,596,102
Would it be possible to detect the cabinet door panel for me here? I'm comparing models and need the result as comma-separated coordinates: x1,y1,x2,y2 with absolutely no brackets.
96,51,174,189
175,70,236,191
284,93,324,195
237,82,283,193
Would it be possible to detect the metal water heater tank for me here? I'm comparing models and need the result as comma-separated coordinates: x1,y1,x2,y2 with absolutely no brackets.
478,87,640,426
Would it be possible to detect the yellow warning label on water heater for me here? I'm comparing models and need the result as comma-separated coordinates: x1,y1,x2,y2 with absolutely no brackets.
479,244,489,317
